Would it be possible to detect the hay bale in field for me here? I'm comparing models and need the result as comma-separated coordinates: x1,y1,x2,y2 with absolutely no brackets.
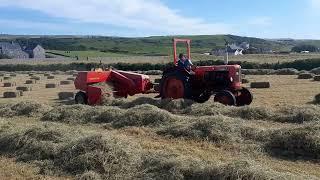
0,73,4,76
47,76,55,79
28,73,34,76
274,68,299,75
154,79,161,84
242,78,249,84
30,76,41,81
58,92,74,100
298,73,313,79
3,82,16,87
9,74,16,77
67,77,75,81
310,67,320,75
315,94,320,104
16,86,32,92
72,73,78,77
25,79,37,84
250,82,270,88
45,83,57,88
44,73,51,77
3,91,21,98
314,76,320,81
3,76,11,80
60,80,72,85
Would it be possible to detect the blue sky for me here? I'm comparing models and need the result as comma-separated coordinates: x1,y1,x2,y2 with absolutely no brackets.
0,0,319,39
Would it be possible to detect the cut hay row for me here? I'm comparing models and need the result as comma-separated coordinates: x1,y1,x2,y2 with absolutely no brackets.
0,120,307,179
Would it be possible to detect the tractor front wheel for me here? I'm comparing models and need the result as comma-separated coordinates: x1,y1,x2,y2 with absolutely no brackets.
75,91,88,104
236,88,253,106
214,90,236,106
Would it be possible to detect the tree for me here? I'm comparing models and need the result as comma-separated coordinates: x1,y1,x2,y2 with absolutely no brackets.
292,44,318,53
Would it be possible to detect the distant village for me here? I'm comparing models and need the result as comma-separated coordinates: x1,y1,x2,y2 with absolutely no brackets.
210,42,275,56
0,42,45,59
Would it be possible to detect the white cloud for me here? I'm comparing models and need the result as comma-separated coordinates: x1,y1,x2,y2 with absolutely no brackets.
0,0,232,35
248,17,272,26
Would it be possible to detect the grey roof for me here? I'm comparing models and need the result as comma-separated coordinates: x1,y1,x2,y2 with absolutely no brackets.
0,42,22,50
24,44,40,51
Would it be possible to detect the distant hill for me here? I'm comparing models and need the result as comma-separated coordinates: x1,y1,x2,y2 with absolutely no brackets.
1,34,320,56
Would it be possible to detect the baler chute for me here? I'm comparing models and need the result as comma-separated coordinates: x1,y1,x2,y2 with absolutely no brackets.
74,69,153,105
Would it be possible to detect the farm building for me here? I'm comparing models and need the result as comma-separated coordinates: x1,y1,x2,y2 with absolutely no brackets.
23,44,46,58
212,42,250,56
0,42,45,59
0,42,29,59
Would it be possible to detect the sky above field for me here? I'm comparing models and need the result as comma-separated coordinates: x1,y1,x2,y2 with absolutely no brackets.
0,0,320,39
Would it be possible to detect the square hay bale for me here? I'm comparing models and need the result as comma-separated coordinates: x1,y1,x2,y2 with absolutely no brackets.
3,76,11,80
3,91,22,98
154,79,161,84
28,73,34,76
58,92,74,100
314,76,320,81
30,76,41,81
44,73,51,77
298,73,313,79
67,77,76,81
10,74,17,77
25,79,37,84
0,73,4,76
16,86,32,92
72,73,79,77
60,80,73,85
47,76,55,79
3,82,16,87
45,83,58,88
315,94,320,104
242,78,249,84
250,82,270,89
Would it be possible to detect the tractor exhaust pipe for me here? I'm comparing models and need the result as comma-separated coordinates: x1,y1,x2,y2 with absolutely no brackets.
224,39,229,65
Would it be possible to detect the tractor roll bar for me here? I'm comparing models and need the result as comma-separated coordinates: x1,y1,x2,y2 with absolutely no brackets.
173,38,191,65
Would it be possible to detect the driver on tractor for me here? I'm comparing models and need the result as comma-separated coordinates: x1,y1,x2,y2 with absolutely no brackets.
178,53,194,71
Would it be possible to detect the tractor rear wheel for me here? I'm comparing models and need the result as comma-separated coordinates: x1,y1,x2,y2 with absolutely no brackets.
214,90,236,106
161,74,190,99
75,91,87,104
236,87,253,106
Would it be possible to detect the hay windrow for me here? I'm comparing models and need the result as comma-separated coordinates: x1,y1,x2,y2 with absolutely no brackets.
0,101,51,117
265,125,320,160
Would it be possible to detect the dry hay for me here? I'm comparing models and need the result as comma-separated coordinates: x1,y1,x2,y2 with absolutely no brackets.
16,86,32,92
3,82,16,87
72,73,78,77
314,75,320,81
154,78,161,84
47,76,55,79
265,125,320,160
28,73,34,76
242,78,249,84
60,80,72,85
250,82,270,88
0,101,51,117
45,83,58,88
3,91,22,98
9,73,16,77
310,67,320,75
25,79,37,84
44,73,51,77
315,94,320,104
67,77,76,81
3,76,11,80
30,76,41,81
298,73,313,79
58,92,74,100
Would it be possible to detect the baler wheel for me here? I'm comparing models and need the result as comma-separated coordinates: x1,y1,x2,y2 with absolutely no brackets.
236,87,253,106
214,90,236,106
75,91,88,104
162,76,186,99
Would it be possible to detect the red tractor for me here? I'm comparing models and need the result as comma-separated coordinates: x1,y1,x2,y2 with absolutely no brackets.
74,38,252,106
157,38,252,106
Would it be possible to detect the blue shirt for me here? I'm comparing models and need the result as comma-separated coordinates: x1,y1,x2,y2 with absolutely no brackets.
178,59,193,70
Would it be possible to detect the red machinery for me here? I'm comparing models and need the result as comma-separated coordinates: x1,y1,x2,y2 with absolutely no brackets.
74,38,252,106
74,70,153,105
